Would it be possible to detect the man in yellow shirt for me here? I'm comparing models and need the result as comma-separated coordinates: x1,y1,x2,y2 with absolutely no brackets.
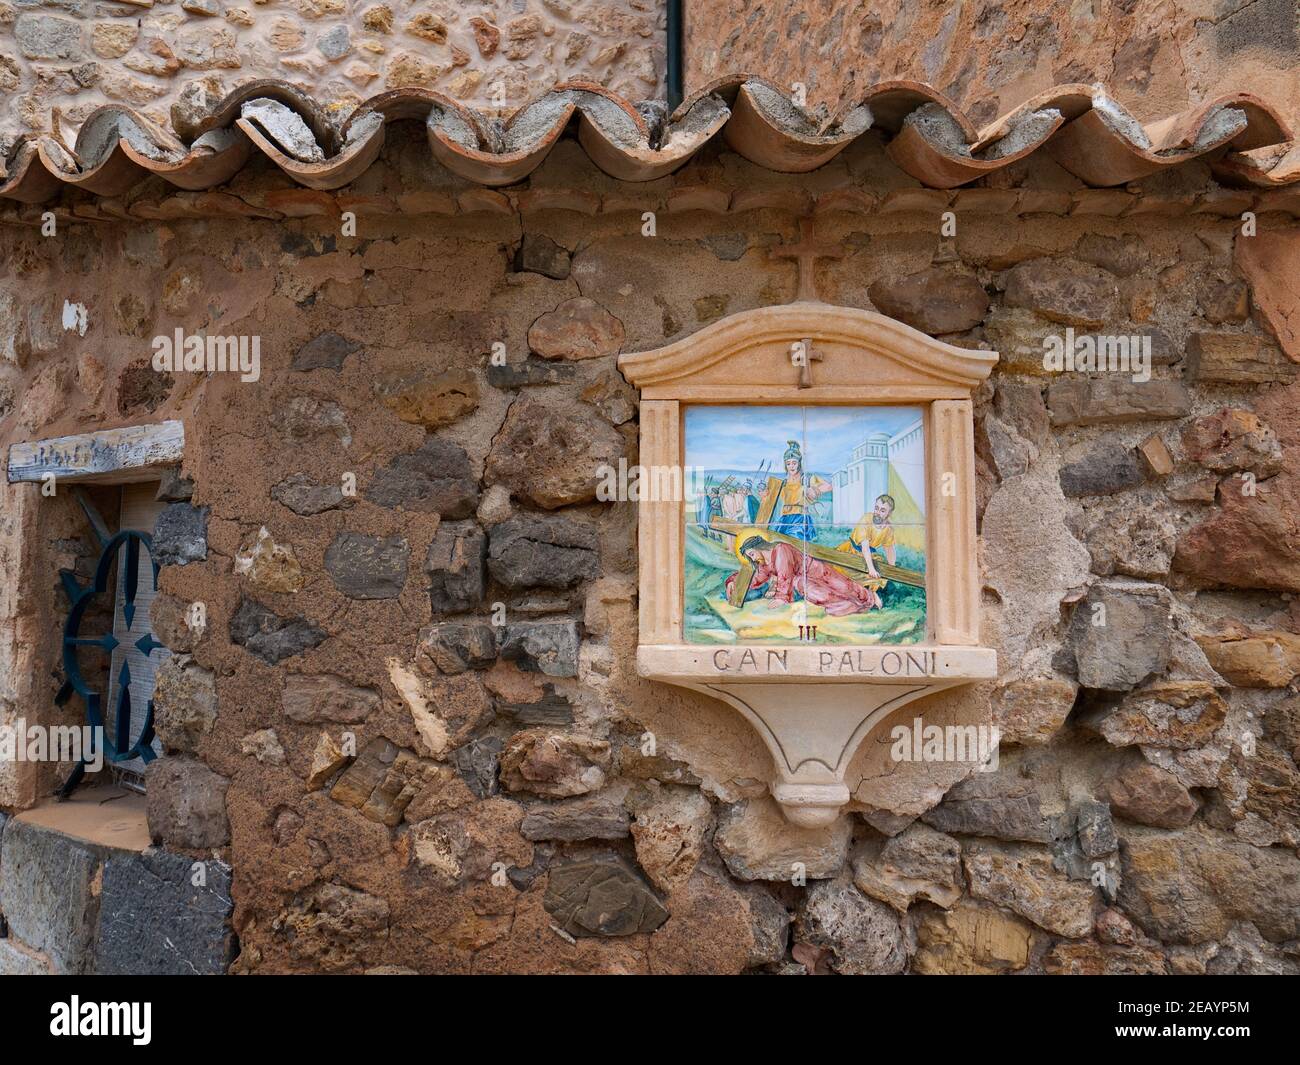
838,494,897,581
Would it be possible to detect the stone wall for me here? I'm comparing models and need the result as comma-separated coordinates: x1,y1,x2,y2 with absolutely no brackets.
0,811,234,973
0,0,664,149
1,124,1299,973
686,0,1300,125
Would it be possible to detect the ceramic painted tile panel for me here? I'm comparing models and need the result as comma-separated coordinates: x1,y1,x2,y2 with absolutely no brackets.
683,405,927,645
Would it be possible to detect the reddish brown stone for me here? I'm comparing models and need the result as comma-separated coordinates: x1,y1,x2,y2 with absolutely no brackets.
1180,407,1283,476
1235,231,1300,362
528,297,625,361
1174,477,1300,592
1187,332,1297,385
1107,762,1197,829
484,394,625,509
1003,258,1118,328
372,367,479,428
868,268,989,335
1194,630,1300,688
499,730,611,798
1202,279,1249,324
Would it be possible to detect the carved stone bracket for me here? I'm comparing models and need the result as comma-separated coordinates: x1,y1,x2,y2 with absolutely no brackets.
637,645,997,825
619,303,1000,825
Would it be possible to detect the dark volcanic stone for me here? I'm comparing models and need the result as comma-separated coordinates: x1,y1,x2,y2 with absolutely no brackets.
498,619,579,677
521,791,631,842
486,356,576,390
271,474,353,515
155,467,195,502
452,735,503,798
544,855,668,937
292,331,361,371
498,686,574,726
1074,799,1118,858
0,817,101,973
488,514,599,590
1059,450,1148,497
96,850,234,975
425,522,487,613
324,531,409,600
921,772,1056,843
366,437,478,518
152,503,208,566
418,620,498,672
514,233,571,280
229,596,327,664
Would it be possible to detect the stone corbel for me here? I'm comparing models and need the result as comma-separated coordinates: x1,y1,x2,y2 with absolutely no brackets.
620,303,1000,825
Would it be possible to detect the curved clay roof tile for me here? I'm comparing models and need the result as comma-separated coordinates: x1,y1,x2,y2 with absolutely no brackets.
1,78,1296,205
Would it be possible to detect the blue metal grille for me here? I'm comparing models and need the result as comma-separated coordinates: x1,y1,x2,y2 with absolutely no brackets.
57,516,163,794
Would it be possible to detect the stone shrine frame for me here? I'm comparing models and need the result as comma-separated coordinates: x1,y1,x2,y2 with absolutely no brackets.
619,304,1000,826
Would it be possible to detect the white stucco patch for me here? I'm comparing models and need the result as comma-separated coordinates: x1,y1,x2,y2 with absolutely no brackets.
61,300,88,336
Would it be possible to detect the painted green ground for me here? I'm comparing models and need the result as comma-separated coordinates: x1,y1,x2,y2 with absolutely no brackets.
683,523,927,645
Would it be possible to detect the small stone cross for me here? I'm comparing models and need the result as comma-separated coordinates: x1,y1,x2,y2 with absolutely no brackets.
770,217,843,303
794,337,823,388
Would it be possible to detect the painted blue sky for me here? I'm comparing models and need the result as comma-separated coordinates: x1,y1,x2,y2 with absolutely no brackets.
684,405,924,476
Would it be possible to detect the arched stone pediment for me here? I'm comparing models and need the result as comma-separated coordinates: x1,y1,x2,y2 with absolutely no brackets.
619,302,999,398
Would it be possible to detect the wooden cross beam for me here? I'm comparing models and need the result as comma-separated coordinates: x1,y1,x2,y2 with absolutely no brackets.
726,476,785,607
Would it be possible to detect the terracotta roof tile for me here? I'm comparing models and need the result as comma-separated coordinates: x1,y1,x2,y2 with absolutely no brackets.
2,79,1296,206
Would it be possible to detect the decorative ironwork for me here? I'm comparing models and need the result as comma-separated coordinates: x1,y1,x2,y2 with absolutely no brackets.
56,491,163,796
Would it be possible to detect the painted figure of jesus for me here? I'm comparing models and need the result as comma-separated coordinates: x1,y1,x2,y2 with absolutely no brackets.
725,536,880,616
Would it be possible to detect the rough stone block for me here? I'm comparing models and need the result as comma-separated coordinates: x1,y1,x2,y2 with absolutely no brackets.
272,474,353,515
96,850,234,975
146,757,231,849
1065,585,1173,691
1059,449,1148,497
324,531,409,600
152,503,209,566
292,331,360,371
229,596,327,664
416,620,498,673
1047,378,1191,425
425,522,487,613
1003,258,1118,328
152,654,218,753
366,437,478,516
514,234,571,280
868,268,989,335
0,938,49,975
1188,332,1297,385
488,514,599,590
795,875,907,974
498,619,579,677
0,818,101,974
544,855,667,937
520,789,630,841
282,673,379,723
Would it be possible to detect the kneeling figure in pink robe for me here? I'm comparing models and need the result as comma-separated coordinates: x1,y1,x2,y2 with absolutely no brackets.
725,538,879,616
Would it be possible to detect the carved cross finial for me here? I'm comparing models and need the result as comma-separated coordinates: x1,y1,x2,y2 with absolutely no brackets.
771,217,843,303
